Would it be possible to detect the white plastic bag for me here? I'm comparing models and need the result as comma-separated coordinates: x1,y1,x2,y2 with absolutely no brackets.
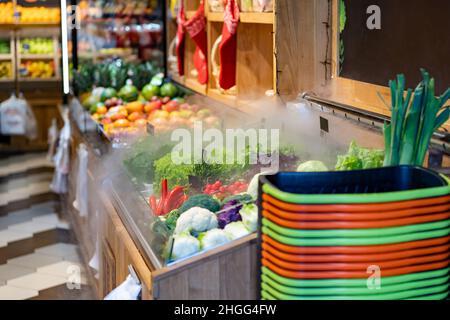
0,94,27,135
23,94,37,140
73,143,89,217
50,110,71,194
0,93,37,139
104,275,141,300
70,97,97,132
47,118,59,161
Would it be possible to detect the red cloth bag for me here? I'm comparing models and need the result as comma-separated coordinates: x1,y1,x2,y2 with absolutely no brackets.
218,0,239,90
183,1,208,84
176,1,186,76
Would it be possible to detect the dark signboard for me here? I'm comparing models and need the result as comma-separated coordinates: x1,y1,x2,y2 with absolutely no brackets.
339,0,450,93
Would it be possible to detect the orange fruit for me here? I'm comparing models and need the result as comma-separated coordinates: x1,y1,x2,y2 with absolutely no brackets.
126,101,144,113
128,111,144,122
111,113,127,121
96,105,107,114
114,119,130,128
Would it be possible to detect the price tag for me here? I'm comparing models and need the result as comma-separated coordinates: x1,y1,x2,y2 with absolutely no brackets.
146,123,155,136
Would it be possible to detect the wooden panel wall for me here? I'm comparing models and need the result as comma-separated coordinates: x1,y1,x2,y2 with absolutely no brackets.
275,0,449,129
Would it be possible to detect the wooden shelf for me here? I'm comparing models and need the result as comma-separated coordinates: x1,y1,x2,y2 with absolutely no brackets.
0,78,14,82
0,23,60,29
18,77,61,82
0,54,12,60
185,77,207,95
207,11,273,24
208,88,237,105
19,54,55,60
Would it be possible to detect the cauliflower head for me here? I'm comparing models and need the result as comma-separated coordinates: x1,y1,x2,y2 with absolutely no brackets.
199,228,231,250
224,221,250,240
171,232,200,260
174,207,218,234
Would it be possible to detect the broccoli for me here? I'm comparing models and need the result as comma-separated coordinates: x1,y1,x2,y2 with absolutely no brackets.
179,194,221,213
164,209,182,232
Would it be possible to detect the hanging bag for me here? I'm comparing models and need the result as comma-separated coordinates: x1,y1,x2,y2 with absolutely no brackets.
219,0,240,90
0,94,27,136
73,143,89,217
183,0,208,84
176,0,186,76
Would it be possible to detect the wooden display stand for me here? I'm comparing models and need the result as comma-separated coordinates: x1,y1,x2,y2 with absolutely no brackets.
167,0,277,112
0,25,62,153
168,0,450,130
66,117,258,299
99,188,258,300
16,27,61,82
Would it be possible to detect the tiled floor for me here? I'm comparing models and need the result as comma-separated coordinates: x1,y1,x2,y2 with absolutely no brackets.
0,153,94,300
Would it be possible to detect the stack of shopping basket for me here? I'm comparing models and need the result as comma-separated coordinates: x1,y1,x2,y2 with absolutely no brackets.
258,166,450,300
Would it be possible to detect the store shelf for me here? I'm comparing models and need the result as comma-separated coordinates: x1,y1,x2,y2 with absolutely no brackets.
19,54,55,60
0,23,60,29
18,77,61,82
0,78,14,82
185,77,207,95
208,88,237,105
0,54,12,60
207,12,274,24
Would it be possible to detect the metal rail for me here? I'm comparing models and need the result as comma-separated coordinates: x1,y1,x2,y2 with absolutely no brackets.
301,92,450,155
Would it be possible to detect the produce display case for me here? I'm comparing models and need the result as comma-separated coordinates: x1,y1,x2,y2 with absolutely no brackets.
71,0,164,64
65,0,450,301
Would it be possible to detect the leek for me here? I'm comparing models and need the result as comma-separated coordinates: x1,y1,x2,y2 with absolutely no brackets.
383,70,450,167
